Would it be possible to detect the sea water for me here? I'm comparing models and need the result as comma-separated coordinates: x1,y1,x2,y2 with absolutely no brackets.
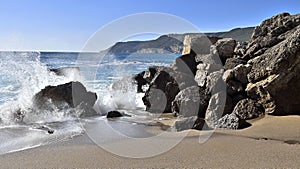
0,51,178,154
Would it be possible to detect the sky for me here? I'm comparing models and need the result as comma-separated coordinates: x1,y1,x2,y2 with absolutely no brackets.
0,0,299,51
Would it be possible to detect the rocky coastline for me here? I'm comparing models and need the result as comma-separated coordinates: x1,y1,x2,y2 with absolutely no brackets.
27,12,300,133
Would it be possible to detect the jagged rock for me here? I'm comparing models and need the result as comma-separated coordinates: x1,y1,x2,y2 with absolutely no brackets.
245,13,300,115
107,111,123,118
174,116,206,131
211,38,237,64
171,86,209,117
244,13,300,59
234,42,248,57
224,58,247,70
216,113,250,129
33,81,98,117
232,99,264,120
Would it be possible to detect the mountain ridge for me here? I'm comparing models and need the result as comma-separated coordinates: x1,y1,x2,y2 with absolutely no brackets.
106,27,255,54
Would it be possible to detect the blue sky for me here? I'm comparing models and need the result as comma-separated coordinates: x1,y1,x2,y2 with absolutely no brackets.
0,0,299,51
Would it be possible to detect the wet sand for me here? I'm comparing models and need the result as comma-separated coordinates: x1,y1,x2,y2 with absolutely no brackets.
0,115,299,168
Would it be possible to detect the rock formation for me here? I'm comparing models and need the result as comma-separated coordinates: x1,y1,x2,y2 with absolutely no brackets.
33,81,98,117
134,13,300,131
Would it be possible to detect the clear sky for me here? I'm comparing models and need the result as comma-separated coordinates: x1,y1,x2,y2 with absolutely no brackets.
0,0,299,51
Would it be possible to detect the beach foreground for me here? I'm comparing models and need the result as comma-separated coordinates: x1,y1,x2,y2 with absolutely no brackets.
0,115,299,168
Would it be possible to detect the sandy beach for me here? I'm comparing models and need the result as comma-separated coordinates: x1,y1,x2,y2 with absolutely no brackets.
0,115,299,168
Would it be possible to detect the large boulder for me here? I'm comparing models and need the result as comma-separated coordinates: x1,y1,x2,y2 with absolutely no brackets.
171,86,210,117
33,81,98,117
232,99,264,120
245,13,300,115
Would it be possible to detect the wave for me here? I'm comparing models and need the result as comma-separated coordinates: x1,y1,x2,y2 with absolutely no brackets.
0,51,79,125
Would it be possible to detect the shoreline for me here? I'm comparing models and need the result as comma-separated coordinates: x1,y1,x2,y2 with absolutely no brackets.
0,115,299,168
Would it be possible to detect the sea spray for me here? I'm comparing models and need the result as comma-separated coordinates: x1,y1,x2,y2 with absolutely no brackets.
0,51,80,125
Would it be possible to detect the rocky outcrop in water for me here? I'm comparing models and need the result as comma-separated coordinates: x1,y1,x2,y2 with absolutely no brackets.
33,81,98,117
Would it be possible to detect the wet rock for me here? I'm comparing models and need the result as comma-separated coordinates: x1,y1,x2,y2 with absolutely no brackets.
107,111,123,118
171,86,210,117
232,99,264,120
33,81,98,117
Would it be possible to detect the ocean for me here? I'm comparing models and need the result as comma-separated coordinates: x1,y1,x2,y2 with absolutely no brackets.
0,51,178,154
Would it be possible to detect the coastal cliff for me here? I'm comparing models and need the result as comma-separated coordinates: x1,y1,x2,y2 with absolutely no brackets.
107,27,254,54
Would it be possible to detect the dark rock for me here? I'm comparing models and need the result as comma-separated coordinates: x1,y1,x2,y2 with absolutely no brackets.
172,50,198,75
216,113,251,129
33,81,98,117
174,116,207,131
171,86,210,117
226,80,244,96
107,111,123,118
142,70,180,113
133,66,165,93
244,13,300,115
232,99,264,120
133,71,148,93
224,58,247,70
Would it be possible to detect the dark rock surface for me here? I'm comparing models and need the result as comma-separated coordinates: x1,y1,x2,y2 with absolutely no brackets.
142,70,180,113
33,81,98,117
107,111,123,118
